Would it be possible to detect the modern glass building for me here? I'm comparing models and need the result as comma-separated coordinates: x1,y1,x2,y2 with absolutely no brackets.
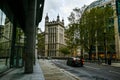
116,0,120,33
0,11,11,73
0,10,25,73
88,0,111,9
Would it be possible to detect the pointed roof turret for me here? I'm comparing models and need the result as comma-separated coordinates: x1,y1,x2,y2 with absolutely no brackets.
45,13,49,22
62,18,64,25
57,14,60,21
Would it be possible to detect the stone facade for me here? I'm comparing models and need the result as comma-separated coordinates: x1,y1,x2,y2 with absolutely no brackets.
45,14,65,57
0,17,13,57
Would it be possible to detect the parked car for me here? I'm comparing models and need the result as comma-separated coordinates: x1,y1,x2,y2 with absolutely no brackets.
66,57,84,67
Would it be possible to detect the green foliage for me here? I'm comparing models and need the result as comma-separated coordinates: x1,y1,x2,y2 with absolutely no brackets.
67,5,114,58
59,47,70,56
16,27,24,45
37,32,45,55
66,6,87,50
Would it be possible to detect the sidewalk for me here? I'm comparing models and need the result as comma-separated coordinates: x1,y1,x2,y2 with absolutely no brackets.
39,59,80,80
1,59,119,80
111,63,120,67
102,63,120,67
0,60,45,80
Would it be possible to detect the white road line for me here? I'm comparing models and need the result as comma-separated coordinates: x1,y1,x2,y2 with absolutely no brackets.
85,65,100,70
109,70,120,75
60,69,80,80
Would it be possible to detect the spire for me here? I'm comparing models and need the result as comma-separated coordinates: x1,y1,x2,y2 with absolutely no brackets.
45,13,49,22
62,18,64,25
57,14,60,21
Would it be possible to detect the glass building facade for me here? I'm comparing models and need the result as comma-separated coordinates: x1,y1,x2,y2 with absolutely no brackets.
0,10,10,73
116,0,120,33
0,10,24,73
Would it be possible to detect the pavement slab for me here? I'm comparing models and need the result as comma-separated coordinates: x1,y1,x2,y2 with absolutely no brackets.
0,60,45,80
39,59,80,80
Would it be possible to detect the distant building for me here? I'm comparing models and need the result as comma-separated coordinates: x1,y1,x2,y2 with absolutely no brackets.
0,17,13,57
87,0,112,9
45,14,65,57
3,17,13,42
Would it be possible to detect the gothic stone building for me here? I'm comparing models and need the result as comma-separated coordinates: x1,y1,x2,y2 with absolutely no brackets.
45,14,65,57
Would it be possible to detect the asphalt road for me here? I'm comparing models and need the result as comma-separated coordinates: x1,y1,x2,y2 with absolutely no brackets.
51,60,120,80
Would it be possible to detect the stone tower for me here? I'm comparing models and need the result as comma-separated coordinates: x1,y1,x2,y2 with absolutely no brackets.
45,14,65,57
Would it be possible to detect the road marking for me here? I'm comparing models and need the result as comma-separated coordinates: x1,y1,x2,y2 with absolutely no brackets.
60,69,80,80
85,66,100,70
109,70,120,75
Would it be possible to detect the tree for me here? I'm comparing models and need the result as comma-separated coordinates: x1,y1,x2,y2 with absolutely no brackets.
37,32,45,56
67,5,114,60
66,6,87,57
80,5,114,60
59,47,70,56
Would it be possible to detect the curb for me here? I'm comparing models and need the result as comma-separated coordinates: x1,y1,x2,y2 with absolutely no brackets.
102,63,120,67
0,68,14,77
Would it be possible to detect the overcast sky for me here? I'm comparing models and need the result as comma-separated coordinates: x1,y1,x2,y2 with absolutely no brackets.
38,0,96,31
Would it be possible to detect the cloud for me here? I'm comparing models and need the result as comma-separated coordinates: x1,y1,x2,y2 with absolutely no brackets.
39,0,96,31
